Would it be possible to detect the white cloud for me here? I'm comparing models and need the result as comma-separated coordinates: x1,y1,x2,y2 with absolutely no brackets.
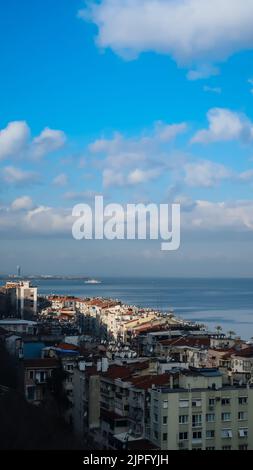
11,196,33,211
184,160,232,187
182,199,253,232
53,173,68,186
0,121,66,161
127,168,161,185
239,169,253,182
64,190,100,201
155,122,187,142
80,0,253,76
203,86,222,94
187,65,219,81
2,166,39,185
192,108,253,144
89,121,186,188
89,121,187,156
32,128,66,159
0,121,30,161
103,169,125,188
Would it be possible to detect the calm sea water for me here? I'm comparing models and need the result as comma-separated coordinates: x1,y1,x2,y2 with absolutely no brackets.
30,277,253,340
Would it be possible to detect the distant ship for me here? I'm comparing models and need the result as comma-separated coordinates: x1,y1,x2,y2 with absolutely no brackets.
85,279,102,285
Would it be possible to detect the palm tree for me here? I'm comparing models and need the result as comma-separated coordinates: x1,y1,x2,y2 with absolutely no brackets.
215,325,223,336
227,330,236,339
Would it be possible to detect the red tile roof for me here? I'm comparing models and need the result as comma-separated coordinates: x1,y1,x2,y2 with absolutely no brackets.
24,358,59,369
127,374,173,390
57,342,79,351
159,336,210,348
232,346,253,358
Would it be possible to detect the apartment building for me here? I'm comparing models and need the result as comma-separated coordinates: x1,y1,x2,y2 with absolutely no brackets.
149,367,253,450
5,281,37,318
22,358,59,405
0,319,38,335
72,361,102,447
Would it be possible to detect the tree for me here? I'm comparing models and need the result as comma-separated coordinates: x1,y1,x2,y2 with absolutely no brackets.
215,325,223,335
227,330,236,339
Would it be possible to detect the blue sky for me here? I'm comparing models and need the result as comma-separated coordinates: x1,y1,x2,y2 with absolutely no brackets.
1,0,253,276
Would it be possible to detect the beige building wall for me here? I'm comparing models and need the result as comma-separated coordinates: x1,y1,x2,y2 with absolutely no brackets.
150,386,253,450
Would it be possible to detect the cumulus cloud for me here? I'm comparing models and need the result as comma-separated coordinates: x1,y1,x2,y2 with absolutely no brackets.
182,199,253,232
53,173,68,186
89,121,186,187
2,166,39,186
1,197,253,240
0,203,74,238
79,0,253,76
103,169,125,188
127,168,161,185
184,160,232,187
0,121,66,161
32,128,66,159
89,121,187,155
11,196,33,211
0,121,30,161
191,108,253,144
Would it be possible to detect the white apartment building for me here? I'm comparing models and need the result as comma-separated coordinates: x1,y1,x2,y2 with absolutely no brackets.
5,281,37,318
149,368,253,450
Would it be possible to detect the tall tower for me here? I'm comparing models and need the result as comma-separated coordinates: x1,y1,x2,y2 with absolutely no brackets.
17,265,21,277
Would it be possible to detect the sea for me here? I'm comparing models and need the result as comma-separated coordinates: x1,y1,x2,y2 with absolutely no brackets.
26,277,253,340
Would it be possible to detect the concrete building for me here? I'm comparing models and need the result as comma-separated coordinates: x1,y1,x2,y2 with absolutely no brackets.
22,358,59,405
72,361,101,446
0,319,38,335
149,367,253,450
5,281,37,318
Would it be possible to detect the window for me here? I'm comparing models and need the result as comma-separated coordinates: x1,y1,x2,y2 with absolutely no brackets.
206,447,215,451
163,416,167,425
222,446,231,450
192,414,202,428
221,398,231,406
221,412,231,422
206,413,215,423
239,445,248,450
163,433,168,441
163,400,168,409
29,370,34,380
238,397,247,405
179,415,188,425
179,399,189,408
26,386,35,400
221,429,232,438
154,431,158,440
179,432,188,441
206,430,215,439
154,413,158,423
209,398,215,406
238,411,247,421
192,399,202,407
192,431,202,440
239,428,248,438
